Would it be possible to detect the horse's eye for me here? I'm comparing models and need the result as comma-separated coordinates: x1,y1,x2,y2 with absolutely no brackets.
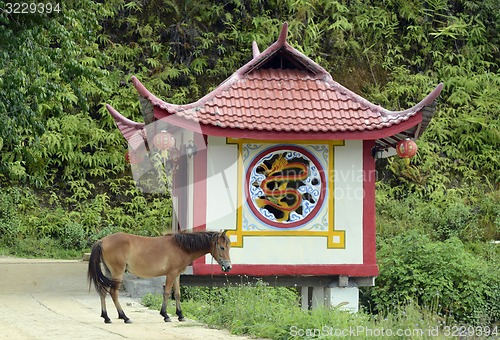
220,246,225,251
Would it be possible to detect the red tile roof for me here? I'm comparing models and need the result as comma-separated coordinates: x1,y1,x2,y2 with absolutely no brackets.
108,22,442,150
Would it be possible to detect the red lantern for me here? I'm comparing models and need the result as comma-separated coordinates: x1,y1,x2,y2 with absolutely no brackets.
153,131,175,151
125,150,144,164
396,139,418,158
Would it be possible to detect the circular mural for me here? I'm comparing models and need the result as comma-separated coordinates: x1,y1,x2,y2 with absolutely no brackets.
246,146,326,228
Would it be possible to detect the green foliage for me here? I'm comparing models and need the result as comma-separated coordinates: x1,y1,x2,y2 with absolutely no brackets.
376,187,500,241
378,70,500,200
2,0,497,196
179,283,300,337
0,0,113,186
0,187,23,246
40,114,126,185
362,231,500,325
0,183,172,258
59,221,86,250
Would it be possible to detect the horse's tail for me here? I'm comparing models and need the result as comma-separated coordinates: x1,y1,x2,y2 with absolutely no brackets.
87,240,120,295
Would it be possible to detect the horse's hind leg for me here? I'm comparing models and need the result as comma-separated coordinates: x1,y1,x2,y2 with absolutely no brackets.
106,264,131,324
99,291,112,323
110,285,131,324
173,275,185,321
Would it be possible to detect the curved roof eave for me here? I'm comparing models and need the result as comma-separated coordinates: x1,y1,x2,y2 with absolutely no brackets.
106,104,147,150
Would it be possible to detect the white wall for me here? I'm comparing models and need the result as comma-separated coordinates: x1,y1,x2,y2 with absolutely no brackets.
205,136,239,231
332,140,364,263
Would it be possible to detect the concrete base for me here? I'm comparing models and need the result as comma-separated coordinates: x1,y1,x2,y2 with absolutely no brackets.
122,274,166,297
326,287,359,312
301,286,359,312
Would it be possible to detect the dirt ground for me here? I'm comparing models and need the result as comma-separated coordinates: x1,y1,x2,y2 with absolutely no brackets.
0,257,255,339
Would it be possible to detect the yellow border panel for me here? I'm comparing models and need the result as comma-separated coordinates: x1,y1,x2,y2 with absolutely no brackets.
226,138,345,248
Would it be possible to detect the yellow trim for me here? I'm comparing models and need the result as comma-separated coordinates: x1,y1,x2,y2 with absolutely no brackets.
227,229,346,249
226,138,346,249
234,143,244,247
328,230,345,249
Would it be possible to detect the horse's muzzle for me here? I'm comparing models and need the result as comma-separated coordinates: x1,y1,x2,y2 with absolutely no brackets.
220,262,232,272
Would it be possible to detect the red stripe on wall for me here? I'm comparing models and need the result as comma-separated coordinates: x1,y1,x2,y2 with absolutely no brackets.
192,133,208,231
191,133,208,267
363,140,377,270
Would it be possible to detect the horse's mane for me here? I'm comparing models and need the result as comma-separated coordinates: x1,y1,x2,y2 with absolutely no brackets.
172,231,219,253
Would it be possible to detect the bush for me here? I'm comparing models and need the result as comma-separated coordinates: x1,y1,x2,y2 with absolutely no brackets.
0,187,23,246
59,221,86,250
376,189,500,242
362,231,500,325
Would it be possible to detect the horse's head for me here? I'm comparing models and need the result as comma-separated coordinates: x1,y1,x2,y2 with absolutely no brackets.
211,230,232,272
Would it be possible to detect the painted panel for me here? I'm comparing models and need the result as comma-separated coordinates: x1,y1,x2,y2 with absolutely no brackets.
245,145,326,228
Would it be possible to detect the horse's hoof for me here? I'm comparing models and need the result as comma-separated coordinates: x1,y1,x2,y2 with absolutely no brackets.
124,319,132,324
178,317,185,322
104,319,112,324
164,317,171,322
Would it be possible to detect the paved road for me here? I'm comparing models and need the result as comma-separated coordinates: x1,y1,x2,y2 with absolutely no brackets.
0,257,251,339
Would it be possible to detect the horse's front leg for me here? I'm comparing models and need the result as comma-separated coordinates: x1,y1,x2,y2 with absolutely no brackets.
173,275,185,321
160,275,175,322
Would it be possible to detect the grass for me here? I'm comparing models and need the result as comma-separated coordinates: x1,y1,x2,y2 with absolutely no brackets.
141,282,473,339
0,237,85,260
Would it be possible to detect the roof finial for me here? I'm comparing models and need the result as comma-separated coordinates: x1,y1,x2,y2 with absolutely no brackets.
252,41,260,58
277,22,288,45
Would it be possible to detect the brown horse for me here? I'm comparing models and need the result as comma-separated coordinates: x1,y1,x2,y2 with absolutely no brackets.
87,230,232,324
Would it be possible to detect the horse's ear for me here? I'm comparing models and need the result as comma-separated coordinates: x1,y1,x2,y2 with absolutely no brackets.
220,230,227,237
